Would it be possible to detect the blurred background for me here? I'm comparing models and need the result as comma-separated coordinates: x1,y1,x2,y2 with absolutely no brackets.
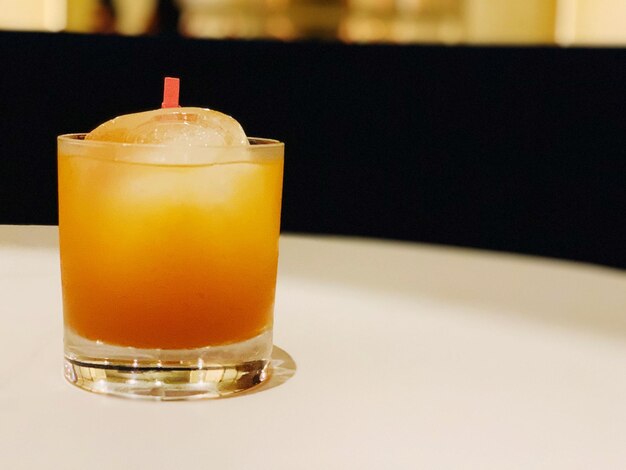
1,0,626,45
0,1,625,270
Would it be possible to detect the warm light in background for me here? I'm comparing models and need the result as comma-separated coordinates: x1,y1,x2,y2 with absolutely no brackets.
0,0,66,32
561,0,626,45
465,0,557,44
0,0,626,45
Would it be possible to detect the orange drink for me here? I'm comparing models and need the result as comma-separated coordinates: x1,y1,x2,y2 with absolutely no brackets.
59,87,284,399
59,139,283,350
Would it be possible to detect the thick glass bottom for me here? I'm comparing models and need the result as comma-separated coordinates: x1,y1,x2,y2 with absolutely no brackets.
64,328,272,400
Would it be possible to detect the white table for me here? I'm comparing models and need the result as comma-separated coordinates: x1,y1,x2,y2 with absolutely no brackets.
1,225,625,469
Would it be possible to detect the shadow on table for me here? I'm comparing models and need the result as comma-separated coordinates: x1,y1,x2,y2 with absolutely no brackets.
279,235,626,342
231,346,296,398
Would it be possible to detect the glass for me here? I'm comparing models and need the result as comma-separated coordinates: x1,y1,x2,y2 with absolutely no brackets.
58,134,284,400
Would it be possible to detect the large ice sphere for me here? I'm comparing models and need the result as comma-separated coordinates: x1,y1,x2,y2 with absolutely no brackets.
85,107,248,146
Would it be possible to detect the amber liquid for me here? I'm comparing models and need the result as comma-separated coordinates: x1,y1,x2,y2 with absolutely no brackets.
58,150,283,350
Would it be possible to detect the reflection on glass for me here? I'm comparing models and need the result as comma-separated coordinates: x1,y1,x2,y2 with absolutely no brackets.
0,0,625,45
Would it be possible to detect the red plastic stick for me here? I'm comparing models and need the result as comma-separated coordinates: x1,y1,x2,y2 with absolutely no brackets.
161,77,180,108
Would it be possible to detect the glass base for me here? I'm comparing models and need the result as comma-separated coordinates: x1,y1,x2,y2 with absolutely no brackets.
64,329,272,400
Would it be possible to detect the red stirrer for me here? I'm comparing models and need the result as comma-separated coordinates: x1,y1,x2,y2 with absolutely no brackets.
161,77,180,108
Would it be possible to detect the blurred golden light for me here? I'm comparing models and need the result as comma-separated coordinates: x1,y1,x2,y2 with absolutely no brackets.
0,0,66,32
0,0,625,46
464,0,557,44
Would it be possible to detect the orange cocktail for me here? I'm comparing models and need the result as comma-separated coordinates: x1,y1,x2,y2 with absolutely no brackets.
58,140,283,350
59,81,284,399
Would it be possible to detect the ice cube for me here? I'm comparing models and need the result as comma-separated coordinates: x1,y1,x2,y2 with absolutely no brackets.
85,107,248,146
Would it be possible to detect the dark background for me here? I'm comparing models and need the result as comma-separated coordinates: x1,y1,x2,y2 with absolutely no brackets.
0,32,624,269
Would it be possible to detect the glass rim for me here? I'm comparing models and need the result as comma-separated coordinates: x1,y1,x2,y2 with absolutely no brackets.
58,133,284,149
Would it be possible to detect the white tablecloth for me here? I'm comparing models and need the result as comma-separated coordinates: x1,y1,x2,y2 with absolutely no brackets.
1,225,625,469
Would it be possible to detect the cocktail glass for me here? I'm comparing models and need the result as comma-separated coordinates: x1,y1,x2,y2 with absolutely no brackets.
58,134,284,400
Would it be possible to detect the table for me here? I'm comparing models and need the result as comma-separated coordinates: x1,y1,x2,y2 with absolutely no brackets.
1,225,625,469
